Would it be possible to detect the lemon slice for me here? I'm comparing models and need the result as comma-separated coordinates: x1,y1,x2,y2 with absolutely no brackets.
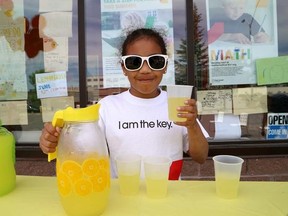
82,158,100,177
57,171,72,196
74,179,93,196
90,170,110,192
98,158,110,171
61,160,83,183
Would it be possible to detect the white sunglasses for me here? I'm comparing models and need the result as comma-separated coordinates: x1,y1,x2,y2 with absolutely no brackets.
121,54,168,71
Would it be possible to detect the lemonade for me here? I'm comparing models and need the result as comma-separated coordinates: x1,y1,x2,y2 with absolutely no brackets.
118,173,140,195
167,97,188,122
115,154,141,196
0,127,16,196
60,188,110,216
215,175,239,199
56,157,110,216
146,177,168,198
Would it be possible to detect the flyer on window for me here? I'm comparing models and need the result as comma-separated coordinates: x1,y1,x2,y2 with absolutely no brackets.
35,71,68,99
0,0,27,100
206,0,278,86
0,41,27,100
100,0,175,87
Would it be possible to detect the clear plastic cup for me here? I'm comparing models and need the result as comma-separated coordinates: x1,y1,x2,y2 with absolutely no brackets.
213,155,244,199
143,156,171,199
166,85,194,122
115,154,141,196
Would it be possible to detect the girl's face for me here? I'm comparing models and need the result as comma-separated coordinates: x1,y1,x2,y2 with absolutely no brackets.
122,37,167,99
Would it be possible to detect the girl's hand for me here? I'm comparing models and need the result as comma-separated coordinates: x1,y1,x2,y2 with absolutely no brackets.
173,99,198,129
39,122,61,154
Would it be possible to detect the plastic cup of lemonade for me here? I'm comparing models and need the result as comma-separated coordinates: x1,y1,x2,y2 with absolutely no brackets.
166,85,193,122
115,154,141,196
213,155,244,199
143,156,171,199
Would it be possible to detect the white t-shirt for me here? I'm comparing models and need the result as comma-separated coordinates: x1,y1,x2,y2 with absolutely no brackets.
98,89,208,179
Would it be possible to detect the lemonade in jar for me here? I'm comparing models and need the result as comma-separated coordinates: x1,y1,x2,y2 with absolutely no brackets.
49,104,110,216
56,154,110,216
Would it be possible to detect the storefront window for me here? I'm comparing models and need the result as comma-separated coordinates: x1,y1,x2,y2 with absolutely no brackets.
0,0,287,154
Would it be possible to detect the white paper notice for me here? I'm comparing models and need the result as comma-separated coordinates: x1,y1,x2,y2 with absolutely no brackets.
0,0,24,51
197,89,232,115
41,96,74,122
0,38,27,100
233,87,268,115
44,37,68,72
36,71,68,99
39,0,73,12
0,101,28,125
214,114,241,140
39,12,72,37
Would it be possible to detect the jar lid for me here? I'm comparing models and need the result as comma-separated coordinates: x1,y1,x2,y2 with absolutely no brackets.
52,104,101,127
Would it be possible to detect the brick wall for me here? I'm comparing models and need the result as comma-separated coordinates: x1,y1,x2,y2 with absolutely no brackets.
16,160,56,176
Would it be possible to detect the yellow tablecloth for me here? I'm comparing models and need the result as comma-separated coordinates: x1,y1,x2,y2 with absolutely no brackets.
0,176,287,216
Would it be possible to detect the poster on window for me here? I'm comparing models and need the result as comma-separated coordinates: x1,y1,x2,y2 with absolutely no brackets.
100,0,175,87
206,0,278,86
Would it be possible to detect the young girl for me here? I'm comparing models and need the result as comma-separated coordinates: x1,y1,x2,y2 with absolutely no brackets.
39,28,209,180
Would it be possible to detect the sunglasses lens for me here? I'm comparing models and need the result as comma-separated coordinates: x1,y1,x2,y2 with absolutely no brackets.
149,56,166,70
124,56,142,70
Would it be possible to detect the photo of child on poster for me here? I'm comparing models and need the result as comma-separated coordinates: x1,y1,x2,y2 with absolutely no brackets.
206,0,278,86
100,0,175,88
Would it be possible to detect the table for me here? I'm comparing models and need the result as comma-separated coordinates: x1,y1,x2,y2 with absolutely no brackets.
0,176,287,216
